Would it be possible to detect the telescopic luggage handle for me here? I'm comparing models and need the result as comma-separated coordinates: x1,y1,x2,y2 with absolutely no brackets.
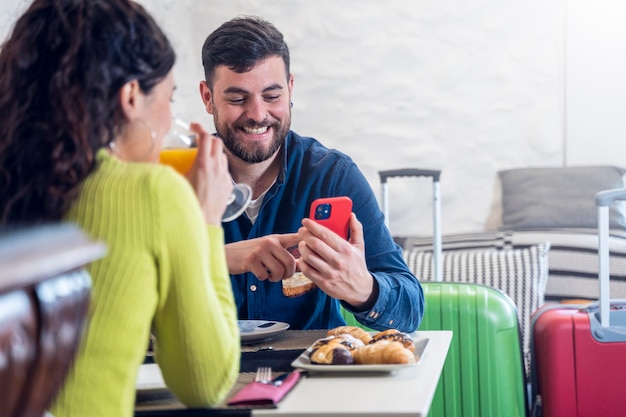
378,169,442,229
595,188,626,328
379,169,442,184
379,168,442,282
595,188,626,207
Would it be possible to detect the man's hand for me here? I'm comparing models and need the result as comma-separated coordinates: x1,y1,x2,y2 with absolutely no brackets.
297,213,376,309
225,233,301,282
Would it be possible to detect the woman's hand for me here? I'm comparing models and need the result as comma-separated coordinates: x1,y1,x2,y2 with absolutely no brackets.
185,123,233,225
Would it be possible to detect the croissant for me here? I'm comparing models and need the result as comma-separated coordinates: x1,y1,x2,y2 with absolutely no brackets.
310,343,355,365
352,340,416,365
370,329,416,352
326,326,373,344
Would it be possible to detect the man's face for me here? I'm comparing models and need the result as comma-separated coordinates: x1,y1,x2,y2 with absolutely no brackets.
202,56,293,163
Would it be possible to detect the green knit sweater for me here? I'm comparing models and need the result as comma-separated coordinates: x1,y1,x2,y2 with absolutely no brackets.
51,150,240,417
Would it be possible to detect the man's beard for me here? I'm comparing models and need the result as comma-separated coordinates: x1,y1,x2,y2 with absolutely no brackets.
215,111,291,164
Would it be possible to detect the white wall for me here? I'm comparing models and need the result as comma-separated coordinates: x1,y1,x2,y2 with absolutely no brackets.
565,0,626,166
1,0,572,236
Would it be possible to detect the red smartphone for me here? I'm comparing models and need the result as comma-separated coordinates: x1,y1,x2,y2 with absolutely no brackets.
308,196,352,240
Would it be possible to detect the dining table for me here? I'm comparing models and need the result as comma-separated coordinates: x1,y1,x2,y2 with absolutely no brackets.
135,328,452,417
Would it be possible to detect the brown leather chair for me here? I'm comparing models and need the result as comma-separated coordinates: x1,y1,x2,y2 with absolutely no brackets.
0,224,106,417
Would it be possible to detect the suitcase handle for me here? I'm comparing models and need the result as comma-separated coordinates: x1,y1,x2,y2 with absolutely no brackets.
379,169,441,183
584,300,626,341
596,188,626,206
583,300,626,313
379,168,442,281
595,188,626,327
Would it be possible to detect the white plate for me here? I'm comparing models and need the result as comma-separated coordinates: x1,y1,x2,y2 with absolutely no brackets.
291,336,429,373
238,320,290,343
136,363,166,392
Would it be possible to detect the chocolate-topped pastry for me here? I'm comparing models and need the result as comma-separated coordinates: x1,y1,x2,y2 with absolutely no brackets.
311,336,336,351
310,334,364,357
309,343,355,365
370,329,416,352
332,333,365,350
326,326,373,344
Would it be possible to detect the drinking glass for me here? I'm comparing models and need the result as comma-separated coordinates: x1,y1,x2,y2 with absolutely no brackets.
160,118,252,222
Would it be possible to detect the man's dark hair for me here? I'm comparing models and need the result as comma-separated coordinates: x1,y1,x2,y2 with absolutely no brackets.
201,16,290,88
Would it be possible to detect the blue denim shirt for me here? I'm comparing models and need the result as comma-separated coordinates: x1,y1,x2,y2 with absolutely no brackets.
223,131,424,332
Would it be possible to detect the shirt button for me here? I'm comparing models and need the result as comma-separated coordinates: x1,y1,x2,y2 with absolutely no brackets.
250,285,257,292
388,319,394,325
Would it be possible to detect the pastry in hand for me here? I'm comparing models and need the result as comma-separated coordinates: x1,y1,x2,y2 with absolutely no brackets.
282,246,315,297
326,325,373,345
310,343,355,365
282,272,316,297
370,329,416,352
352,340,416,365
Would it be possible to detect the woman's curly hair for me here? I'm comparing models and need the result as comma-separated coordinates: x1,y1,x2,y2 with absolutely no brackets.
0,0,175,226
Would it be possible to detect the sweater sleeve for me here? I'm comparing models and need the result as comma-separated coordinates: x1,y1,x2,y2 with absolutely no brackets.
150,169,240,407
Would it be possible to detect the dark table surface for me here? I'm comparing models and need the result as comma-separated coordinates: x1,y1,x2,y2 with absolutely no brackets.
135,330,327,416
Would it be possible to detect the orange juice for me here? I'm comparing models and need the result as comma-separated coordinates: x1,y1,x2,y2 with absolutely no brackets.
159,148,197,175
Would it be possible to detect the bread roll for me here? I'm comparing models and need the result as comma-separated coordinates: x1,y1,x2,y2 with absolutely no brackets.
326,326,373,344
370,329,416,352
352,340,415,365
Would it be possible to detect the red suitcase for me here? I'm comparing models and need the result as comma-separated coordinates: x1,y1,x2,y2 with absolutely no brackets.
531,188,626,417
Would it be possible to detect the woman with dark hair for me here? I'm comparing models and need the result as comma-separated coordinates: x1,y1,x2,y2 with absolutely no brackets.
0,0,240,415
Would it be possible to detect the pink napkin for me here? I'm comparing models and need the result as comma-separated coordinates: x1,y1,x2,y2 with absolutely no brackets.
227,371,301,407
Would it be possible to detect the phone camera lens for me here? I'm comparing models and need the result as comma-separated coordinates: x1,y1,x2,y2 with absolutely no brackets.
315,203,332,220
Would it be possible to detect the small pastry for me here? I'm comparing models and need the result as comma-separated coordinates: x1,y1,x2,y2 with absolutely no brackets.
352,340,415,365
311,335,335,350
370,329,416,352
310,343,355,365
326,325,373,344
282,272,316,297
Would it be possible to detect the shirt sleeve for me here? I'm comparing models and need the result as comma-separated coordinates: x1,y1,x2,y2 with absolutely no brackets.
150,169,240,407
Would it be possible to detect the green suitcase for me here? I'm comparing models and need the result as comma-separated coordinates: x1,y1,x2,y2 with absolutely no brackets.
342,281,527,417
421,282,527,417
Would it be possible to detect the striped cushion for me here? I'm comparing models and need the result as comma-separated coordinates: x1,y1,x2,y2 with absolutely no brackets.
404,242,550,378
396,229,626,301
396,231,514,252
505,229,626,301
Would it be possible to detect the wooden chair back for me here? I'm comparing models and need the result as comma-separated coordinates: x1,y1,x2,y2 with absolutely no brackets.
0,224,105,417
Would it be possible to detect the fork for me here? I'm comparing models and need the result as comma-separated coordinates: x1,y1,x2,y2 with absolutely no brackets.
255,366,272,384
